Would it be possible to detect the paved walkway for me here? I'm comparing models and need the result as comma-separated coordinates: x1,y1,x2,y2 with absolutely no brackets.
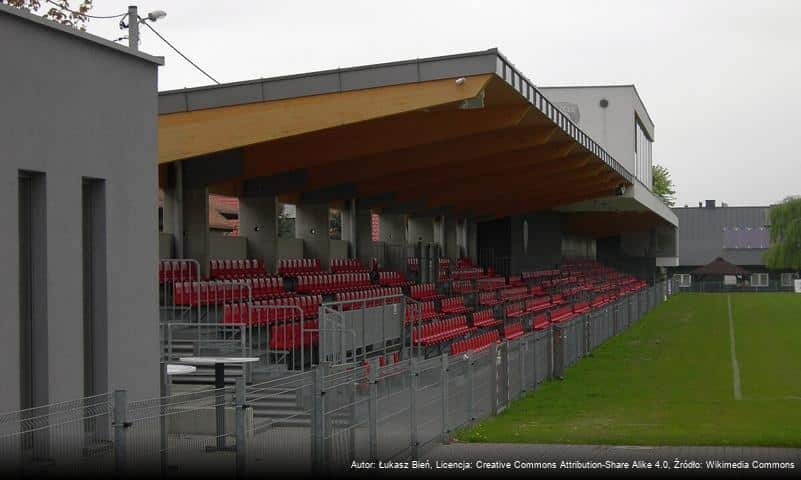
422,442,801,475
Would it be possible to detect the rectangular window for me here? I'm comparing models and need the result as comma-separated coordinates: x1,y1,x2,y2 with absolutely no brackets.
19,171,47,409
751,273,769,288
676,274,692,288
82,178,108,396
781,272,795,287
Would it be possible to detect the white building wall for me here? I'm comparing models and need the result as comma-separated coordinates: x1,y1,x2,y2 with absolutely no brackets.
540,85,655,189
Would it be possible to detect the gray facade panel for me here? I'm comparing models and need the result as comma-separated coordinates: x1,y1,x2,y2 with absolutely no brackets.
418,54,496,81
158,92,188,114
1,10,160,410
186,83,263,111
339,63,420,91
674,206,770,266
263,73,341,101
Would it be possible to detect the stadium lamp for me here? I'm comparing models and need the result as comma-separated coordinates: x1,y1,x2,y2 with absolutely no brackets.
145,10,167,22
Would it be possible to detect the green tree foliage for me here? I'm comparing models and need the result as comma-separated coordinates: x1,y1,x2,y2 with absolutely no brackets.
652,164,676,206
4,0,95,30
763,196,801,270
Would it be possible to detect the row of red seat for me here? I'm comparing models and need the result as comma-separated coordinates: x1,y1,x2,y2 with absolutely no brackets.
441,297,471,315
334,287,403,310
159,260,198,284
412,316,471,345
409,284,444,301
173,280,287,306
522,269,560,280
210,259,265,280
278,258,322,276
330,258,367,273
450,331,500,356
472,309,501,328
296,273,372,294
451,280,476,294
269,320,318,351
405,301,445,324
476,277,506,291
222,295,323,325
450,267,485,281
479,291,502,306
407,258,419,272
503,322,525,340
378,271,412,287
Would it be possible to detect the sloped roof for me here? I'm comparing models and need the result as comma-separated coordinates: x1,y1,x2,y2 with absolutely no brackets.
690,257,750,276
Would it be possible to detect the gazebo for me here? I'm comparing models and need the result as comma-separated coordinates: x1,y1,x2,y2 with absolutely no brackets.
690,257,750,289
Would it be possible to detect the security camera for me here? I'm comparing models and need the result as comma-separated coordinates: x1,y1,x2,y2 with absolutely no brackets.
455,77,466,86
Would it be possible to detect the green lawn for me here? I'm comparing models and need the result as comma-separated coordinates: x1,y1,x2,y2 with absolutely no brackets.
455,293,801,447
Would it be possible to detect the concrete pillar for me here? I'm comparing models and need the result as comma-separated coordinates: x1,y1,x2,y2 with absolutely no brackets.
341,199,358,258
408,216,434,244
239,196,278,272
161,162,183,258
444,216,458,261
467,220,478,261
182,184,209,276
356,207,373,264
433,216,445,253
379,213,407,245
296,203,330,267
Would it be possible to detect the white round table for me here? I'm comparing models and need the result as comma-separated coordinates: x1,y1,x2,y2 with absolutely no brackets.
178,356,259,450
166,364,196,375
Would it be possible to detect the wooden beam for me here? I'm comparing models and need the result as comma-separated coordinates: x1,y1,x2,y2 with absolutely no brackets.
241,104,531,178
412,155,605,206
470,177,624,218
423,165,618,211
302,125,559,191
159,73,493,164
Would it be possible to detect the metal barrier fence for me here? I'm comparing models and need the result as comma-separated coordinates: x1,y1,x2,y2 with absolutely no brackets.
2,281,678,474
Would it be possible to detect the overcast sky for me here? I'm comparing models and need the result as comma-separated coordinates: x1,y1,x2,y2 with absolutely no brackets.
84,0,800,207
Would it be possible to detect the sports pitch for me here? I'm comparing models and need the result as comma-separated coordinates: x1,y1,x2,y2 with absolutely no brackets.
455,293,801,447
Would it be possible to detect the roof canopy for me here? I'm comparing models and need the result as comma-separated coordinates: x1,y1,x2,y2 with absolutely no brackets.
157,49,674,227
691,257,751,276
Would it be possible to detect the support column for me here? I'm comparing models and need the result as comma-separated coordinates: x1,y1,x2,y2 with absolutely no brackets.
239,196,277,272
467,220,478,262
444,216,458,261
433,216,445,254
296,203,330,267
341,199,358,258
356,207,373,264
379,213,406,244
162,162,183,258
407,216,434,244
182,183,209,277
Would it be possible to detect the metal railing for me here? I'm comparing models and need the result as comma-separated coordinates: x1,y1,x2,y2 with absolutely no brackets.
2,281,677,475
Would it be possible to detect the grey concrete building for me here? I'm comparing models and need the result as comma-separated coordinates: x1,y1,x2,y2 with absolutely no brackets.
0,4,163,412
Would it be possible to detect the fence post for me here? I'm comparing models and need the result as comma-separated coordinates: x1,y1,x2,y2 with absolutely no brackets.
519,339,526,397
490,344,499,415
159,362,168,477
440,354,449,443
311,362,328,473
467,355,475,425
235,378,248,478
113,389,129,475
368,359,378,461
531,332,538,390
409,357,419,459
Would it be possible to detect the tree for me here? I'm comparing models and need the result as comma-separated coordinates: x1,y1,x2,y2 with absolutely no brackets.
763,196,801,270
4,0,95,30
652,164,676,207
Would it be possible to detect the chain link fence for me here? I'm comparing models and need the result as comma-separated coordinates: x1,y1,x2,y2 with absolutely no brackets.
1,281,677,474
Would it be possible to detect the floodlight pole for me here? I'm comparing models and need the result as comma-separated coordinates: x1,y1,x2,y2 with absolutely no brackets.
128,5,139,50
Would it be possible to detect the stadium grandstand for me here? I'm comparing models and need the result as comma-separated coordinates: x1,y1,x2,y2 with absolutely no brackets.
2,3,682,475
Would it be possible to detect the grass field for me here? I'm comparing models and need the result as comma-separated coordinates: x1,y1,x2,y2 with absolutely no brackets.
455,293,801,447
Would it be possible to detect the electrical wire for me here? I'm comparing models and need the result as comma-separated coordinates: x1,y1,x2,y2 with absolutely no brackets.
44,0,127,19
141,20,221,85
